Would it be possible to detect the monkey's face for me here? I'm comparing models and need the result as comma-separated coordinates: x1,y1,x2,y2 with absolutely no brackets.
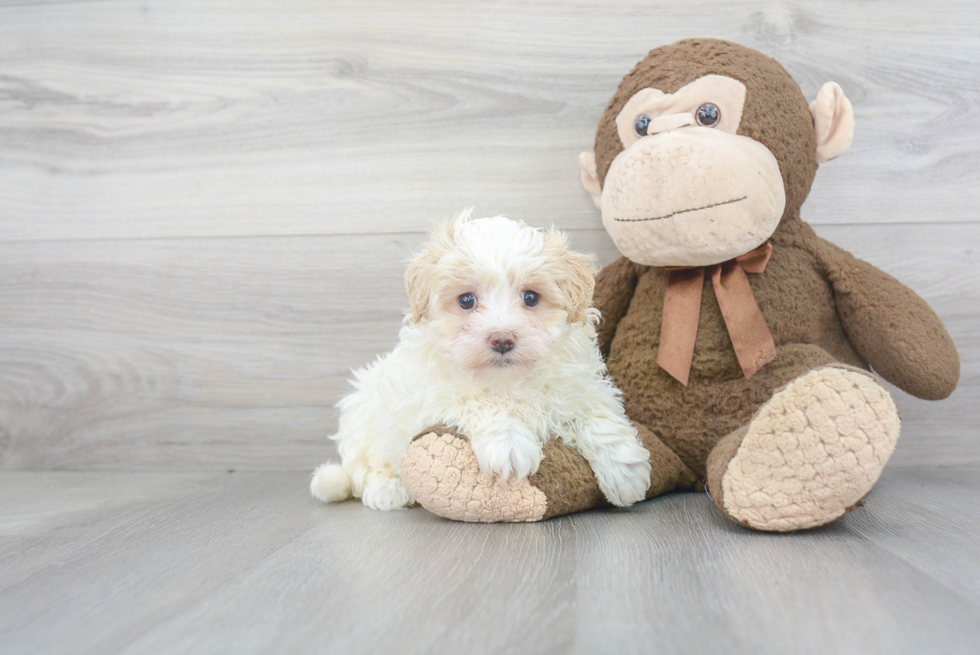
579,39,854,266
582,40,855,268
599,75,785,267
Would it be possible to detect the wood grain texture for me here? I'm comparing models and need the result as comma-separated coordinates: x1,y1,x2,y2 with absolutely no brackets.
574,467,980,654
1,224,976,471
0,468,978,654
0,0,977,472
0,0,978,242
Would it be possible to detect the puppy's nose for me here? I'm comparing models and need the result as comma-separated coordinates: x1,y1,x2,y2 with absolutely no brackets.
489,332,516,354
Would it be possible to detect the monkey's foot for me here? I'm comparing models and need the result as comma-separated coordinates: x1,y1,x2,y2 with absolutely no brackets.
400,429,549,522
709,365,900,532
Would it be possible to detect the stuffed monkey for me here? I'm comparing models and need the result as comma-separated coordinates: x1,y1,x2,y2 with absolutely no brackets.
400,39,959,531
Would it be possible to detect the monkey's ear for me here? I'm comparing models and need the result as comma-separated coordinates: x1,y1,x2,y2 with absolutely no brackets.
578,152,602,209
810,82,854,164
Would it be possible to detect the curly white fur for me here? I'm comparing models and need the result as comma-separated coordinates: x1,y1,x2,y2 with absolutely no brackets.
311,210,651,511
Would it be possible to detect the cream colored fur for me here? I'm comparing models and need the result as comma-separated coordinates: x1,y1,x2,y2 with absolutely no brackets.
311,211,651,511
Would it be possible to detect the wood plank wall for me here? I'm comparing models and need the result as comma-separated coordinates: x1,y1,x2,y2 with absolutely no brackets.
1,0,977,470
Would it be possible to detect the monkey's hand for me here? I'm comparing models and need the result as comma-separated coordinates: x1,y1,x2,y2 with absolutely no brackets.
818,239,959,400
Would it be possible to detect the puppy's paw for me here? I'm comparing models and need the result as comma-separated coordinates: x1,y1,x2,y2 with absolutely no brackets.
472,420,544,482
595,459,651,507
591,439,652,507
361,476,415,511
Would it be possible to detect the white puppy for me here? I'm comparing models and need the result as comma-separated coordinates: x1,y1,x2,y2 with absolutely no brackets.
311,210,651,511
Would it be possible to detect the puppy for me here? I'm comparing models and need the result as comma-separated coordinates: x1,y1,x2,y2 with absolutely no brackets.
311,210,651,511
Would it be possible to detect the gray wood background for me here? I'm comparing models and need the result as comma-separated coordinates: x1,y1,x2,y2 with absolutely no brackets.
1,0,977,471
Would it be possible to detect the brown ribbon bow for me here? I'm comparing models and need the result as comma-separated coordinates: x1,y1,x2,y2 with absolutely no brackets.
656,242,777,386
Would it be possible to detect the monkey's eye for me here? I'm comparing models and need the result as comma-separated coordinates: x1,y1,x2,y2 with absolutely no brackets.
634,114,651,137
695,103,721,127
522,290,540,307
457,293,476,310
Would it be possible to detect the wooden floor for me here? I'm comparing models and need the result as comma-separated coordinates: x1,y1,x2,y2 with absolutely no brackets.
2,467,978,654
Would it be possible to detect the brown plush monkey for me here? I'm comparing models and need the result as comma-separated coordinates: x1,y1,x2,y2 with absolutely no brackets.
400,39,959,531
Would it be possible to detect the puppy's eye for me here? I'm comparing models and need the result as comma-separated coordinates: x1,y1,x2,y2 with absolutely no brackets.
634,114,651,137
695,103,721,127
522,290,540,307
457,293,476,310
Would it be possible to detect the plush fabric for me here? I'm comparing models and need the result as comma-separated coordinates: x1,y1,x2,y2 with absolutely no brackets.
401,39,959,531
658,242,776,385
810,82,855,164
401,427,548,522
613,75,746,147
403,423,697,522
600,126,786,266
594,38,820,223
713,365,900,531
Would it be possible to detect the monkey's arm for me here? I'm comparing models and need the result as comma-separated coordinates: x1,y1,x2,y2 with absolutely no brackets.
815,239,959,400
594,257,646,358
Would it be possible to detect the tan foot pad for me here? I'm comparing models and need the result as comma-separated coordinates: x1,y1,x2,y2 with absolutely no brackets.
400,432,548,523
721,366,900,532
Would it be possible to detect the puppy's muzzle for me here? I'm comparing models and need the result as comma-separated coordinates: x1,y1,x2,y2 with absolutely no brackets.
489,331,516,354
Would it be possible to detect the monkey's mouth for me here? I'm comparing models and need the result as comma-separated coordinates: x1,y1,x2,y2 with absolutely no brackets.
613,195,747,223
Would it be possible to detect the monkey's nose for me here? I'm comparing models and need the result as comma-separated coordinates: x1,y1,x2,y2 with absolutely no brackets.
646,112,695,135
489,332,516,354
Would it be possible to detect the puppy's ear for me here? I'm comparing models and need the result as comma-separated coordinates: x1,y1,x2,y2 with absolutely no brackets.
404,250,434,323
405,214,461,322
542,228,598,324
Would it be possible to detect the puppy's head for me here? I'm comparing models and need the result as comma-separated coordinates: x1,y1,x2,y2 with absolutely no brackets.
405,209,598,377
